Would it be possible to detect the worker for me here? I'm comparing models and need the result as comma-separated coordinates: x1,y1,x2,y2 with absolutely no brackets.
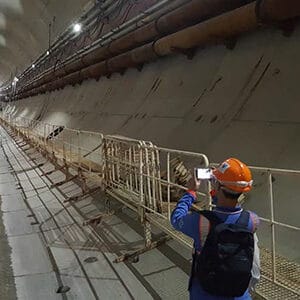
171,158,260,300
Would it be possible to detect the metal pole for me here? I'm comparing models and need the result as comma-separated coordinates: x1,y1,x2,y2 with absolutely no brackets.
167,152,171,219
268,171,276,282
144,146,152,209
77,131,81,169
155,147,163,213
140,145,152,248
150,147,157,211
88,133,92,173
134,146,138,191
139,146,144,220
51,124,55,156
62,128,66,161
129,148,133,191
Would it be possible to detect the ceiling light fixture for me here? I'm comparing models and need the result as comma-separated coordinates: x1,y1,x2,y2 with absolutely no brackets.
73,23,82,33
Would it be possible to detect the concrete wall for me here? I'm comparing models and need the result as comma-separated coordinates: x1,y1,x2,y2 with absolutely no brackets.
8,24,300,260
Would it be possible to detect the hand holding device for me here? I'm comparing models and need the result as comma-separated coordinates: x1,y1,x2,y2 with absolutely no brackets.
195,168,212,180
186,175,201,191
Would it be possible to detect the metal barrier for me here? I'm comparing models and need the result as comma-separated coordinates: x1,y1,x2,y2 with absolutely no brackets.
7,115,105,193
102,135,210,249
1,112,299,300
244,166,300,299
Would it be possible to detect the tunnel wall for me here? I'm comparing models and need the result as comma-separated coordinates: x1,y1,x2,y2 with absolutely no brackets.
8,24,300,260
10,26,300,168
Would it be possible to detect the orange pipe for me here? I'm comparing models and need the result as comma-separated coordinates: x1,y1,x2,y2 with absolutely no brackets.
16,0,300,100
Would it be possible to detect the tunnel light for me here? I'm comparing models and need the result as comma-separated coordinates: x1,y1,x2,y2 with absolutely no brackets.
12,77,19,87
73,23,82,33
32,64,35,69
46,50,50,56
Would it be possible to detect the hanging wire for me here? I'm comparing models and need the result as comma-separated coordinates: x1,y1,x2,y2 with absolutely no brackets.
121,3,134,24
9,0,157,95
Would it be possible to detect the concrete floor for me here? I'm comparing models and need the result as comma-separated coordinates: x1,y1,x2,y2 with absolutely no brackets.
0,184,17,299
0,125,195,299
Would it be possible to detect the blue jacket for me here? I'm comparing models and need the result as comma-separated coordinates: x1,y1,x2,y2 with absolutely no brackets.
171,192,259,300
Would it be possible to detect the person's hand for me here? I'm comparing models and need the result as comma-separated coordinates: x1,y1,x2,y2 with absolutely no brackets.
186,175,201,191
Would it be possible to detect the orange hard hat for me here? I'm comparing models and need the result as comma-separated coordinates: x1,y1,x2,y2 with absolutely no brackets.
212,158,253,193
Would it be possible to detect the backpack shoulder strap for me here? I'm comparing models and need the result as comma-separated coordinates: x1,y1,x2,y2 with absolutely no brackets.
198,213,210,247
199,210,222,226
236,210,250,228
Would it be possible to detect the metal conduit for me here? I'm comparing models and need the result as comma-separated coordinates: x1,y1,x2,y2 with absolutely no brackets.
15,0,300,100
16,0,253,97
21,0,118,77
19,0,190,91
0,0,120,94
18,0,179,93
154,0,300,55
19,0,125,85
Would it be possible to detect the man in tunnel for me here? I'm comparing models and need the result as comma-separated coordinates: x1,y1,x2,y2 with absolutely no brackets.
171,158,260,300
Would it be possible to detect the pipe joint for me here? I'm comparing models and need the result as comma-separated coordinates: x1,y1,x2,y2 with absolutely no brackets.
256,0,300,24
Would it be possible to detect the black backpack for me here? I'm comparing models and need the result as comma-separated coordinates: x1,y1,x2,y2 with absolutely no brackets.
193,210,254,297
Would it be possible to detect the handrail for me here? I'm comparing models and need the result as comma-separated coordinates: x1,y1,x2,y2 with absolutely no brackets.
1,112,299,299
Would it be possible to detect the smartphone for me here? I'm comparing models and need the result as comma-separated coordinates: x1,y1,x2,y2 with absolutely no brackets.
195,168,212,180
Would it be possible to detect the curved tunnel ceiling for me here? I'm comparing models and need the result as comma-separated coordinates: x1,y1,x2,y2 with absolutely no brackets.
0,0,92,84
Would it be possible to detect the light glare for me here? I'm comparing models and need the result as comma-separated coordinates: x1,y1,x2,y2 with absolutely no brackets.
73,23,82,33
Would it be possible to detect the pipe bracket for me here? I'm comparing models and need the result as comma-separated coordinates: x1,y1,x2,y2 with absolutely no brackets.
170,47,197,60
278,18,297,37
224,37,237,50
255,0,266,25
136,64,144,72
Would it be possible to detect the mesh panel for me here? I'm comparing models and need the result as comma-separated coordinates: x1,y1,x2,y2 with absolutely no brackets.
257,276,300,300
259,248,300,298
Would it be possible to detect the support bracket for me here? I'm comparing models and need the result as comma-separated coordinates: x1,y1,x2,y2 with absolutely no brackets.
278,18,297,37
224,37,237,50
50,174,78,188
64,186,100,203
83,210,115,226
171,47,197,60
114,235,171,263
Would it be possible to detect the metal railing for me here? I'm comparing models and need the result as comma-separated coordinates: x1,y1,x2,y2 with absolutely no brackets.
244,166,300,299
1,113,299,300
